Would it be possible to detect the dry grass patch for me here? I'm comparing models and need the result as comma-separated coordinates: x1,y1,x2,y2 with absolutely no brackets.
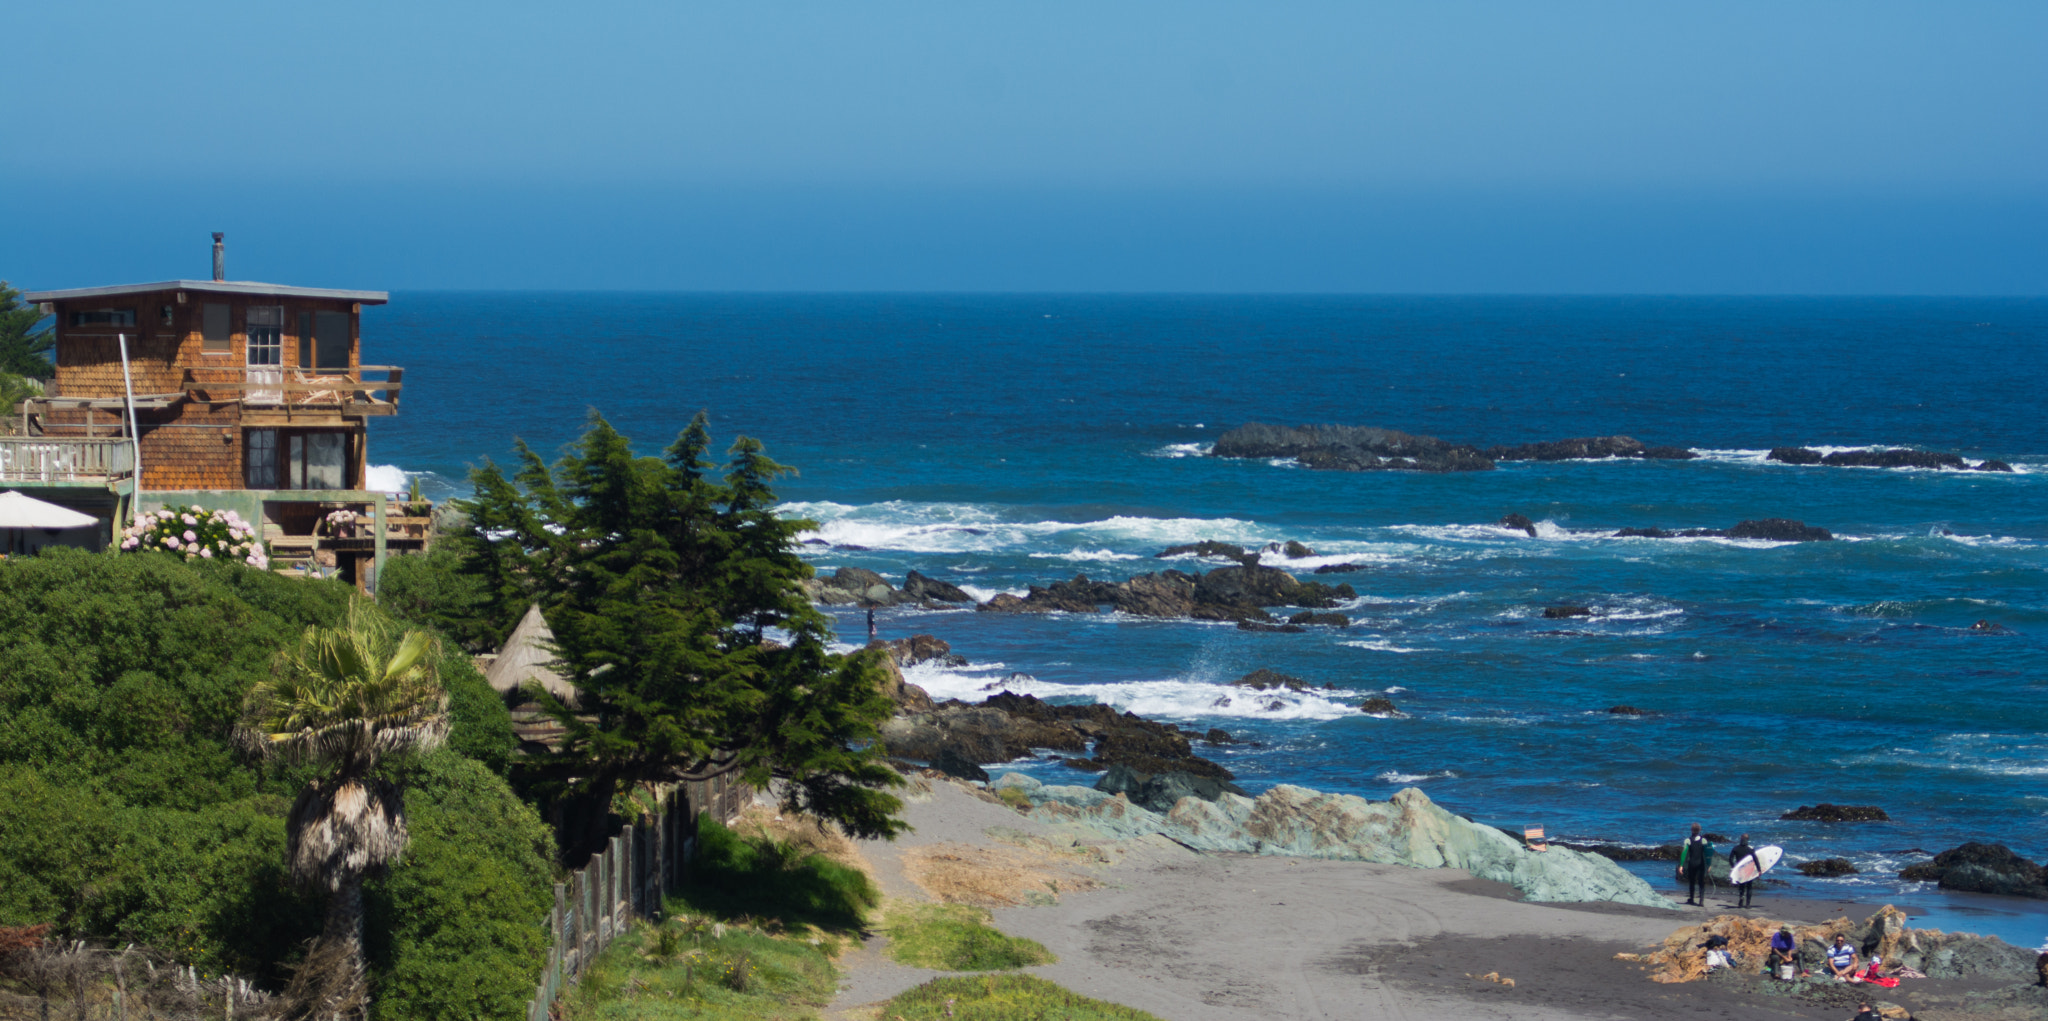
899,840,1102,908
729,804,876,880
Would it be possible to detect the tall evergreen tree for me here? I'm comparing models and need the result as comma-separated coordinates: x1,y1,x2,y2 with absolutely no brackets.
455,412,905,839
0,281,54,378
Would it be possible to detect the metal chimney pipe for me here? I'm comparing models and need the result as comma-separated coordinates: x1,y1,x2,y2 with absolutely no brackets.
212,232,225,281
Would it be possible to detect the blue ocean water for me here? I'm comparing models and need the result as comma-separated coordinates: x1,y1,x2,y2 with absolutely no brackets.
366,294,2047,945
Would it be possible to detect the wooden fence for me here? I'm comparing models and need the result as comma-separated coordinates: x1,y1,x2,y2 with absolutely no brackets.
524,773,750,1021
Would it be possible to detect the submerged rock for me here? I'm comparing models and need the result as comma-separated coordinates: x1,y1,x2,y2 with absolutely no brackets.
1798,858,1860,877
1767,446,1825,465
1233,668,1310,691
1156,541,1258,565
1542,605,1594,619
1016,782,1674,908
1976,459,2016,472
1357,696,1398,715
1498,512,1539,537
1781,803,1890,822
1725,518,1834,542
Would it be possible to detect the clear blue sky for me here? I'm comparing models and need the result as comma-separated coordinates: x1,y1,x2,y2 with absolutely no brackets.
4,1,2044,292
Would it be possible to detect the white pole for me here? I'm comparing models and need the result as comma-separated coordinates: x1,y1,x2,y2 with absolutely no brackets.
116,332,142,524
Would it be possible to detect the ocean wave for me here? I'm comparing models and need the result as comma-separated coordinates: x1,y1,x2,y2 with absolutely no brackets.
1028,548,1144,562
1149,442,1213,459
1341,639,1431,653
900,661,1360,722
1377,769,1457,784
782,500,1270,555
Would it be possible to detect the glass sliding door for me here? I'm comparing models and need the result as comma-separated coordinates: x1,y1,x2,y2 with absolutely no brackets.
245,429,278,487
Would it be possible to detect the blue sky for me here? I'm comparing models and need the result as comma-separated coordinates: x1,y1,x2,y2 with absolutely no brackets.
4,2,2044,292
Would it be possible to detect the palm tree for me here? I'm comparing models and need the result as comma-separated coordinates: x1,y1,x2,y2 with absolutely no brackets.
240,601,449,1021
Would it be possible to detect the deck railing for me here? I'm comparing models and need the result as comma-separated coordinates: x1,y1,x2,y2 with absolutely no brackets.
180,364,403,413
0,437,135,481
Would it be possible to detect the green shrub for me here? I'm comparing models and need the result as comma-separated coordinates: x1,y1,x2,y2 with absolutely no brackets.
365,750,556,1021
442,652,515,775
560,919,834,1021
679,817,877,934
886,974,1166,1021
882,903,1054,971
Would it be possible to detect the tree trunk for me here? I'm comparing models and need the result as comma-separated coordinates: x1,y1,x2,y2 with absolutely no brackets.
285,873,369,1021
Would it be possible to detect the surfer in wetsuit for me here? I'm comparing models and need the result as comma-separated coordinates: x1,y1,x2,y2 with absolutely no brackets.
1678,823,1713,906
1729,833,1757,908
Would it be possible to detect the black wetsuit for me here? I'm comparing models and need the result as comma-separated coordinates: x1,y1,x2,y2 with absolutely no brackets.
1729,840,1757,907
1680,834,1713,905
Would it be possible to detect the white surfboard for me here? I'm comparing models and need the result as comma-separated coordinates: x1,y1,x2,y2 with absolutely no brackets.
1730,844,1783,885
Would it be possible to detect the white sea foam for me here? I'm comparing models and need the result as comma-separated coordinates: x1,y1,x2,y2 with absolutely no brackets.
1028,548,1144,562
1341,639,1431,653
900,661,1359,722
1376,769,1456,784
956,584,1023,603
365,464,409,494
783,500,1270,555
1150,442,1213,458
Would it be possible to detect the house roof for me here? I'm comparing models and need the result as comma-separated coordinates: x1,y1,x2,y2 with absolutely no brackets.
24,280,389,305
484,604,580,703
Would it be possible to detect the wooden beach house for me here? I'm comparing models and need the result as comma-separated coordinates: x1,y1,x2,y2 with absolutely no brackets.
10,234,423,586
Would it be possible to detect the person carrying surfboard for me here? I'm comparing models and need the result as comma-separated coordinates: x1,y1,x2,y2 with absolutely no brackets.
1729,833,1758,907
1678,823,1714,906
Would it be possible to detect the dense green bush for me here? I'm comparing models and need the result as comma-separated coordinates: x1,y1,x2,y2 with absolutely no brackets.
0,549,547,1013
366,751,554,1021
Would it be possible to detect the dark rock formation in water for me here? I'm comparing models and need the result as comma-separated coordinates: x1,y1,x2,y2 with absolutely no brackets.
978,567,1353,622
1483,435,1696,461
1287,610,1350,626
1797,858,1860,876
1499,512,1539,537
1781,803,1890,822
903,570,974,603
1608,518,1835,542
1899,843,2048,900
1156,540,1258,565
1543,605,1594,619
1769,446,2013,472
1233,668,1310,691
1607,705,1651,716
1209,423,1496,472
1358,696,1398,715
880,690,1234,780
1314,562,1369,574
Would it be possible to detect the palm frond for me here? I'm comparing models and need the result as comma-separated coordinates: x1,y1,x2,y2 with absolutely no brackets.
240,599,451,777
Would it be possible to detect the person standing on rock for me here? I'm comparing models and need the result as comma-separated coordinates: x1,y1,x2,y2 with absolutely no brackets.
1729,832,1758,908
1678,823,1714,906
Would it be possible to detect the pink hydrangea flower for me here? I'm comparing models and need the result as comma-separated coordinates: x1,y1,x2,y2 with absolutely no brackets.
199,547,214,558
183,530,197,542
165,536,181,549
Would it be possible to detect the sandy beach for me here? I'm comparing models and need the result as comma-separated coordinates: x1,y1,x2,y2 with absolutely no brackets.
825,775,2041,1021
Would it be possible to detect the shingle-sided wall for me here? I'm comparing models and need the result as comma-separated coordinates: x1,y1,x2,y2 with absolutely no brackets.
138,403,241,491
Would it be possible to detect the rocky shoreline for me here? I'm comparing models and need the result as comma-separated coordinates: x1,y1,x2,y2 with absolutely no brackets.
1203,421,2018,474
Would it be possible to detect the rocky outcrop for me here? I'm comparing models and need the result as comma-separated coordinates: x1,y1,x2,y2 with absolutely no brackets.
869,652,936,713
998,776,1673,908
1281,540,1316,558
1156,541,1258,565
1287,610,1350,627
1483,436,1695,461
1899,843,2048,899
1093,763,1248,814
881,691,1234,781
1498,513,1539,537
872,634,967,669
1627,907,2042,985
1233,668,1310,691
1769,446,2014,472
1358,696,1398,715
1543,605,1593,619
1781,803,1889,822
1606,705,1651,716
977,567,1354,621
930,747,989,783
810,566,979,607
1209,423,1496,473
903,570,974,603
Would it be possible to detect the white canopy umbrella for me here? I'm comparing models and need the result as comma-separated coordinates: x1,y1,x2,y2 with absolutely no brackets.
0,490,100,529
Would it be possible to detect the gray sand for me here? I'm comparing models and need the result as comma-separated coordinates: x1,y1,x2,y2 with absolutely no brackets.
828,778,1887,1020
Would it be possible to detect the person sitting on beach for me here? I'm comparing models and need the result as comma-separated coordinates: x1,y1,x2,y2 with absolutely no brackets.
1847,1003,1882,1021
1768,926,1799,977
1825,935,1859,980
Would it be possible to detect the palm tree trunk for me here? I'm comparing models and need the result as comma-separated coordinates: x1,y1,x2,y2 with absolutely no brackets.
287,873,369,1021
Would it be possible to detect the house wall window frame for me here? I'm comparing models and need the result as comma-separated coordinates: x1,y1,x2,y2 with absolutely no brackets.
247,427,355,491
69,307,137,327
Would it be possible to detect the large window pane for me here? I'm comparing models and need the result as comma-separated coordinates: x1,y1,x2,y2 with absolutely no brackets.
304,432,346,489
314,312,350,372
202,304,231,354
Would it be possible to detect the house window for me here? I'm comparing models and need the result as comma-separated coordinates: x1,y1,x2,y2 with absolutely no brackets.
247,306,283,366
246,429,278,487
70,307,137,327
202,303,232,354
160,305,175,327
314,311,350,372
